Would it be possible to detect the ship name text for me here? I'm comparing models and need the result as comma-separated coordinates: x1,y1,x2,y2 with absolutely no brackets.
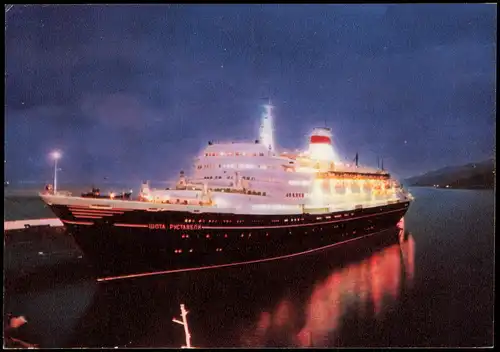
148,224,167,229
169,224,203,230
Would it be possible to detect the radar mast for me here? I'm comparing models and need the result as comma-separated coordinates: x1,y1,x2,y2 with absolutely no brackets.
259,100,275,153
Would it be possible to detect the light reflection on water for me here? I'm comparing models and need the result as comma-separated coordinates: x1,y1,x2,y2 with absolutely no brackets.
239,221,415,348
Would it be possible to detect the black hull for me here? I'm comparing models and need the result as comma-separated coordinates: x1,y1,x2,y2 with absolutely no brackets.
48,201,410,279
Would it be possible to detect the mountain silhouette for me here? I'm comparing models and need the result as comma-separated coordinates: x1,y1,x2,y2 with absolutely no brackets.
404,159,494,189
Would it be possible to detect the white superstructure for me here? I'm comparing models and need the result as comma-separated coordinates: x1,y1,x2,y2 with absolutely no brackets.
132,103,412,214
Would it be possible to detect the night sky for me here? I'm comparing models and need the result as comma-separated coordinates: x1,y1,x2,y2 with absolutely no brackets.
5,4,496,186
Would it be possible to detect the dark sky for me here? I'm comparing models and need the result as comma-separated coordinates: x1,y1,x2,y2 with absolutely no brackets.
5,4,496,185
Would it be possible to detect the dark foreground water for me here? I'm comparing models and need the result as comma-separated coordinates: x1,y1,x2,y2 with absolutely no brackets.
3,187,494,348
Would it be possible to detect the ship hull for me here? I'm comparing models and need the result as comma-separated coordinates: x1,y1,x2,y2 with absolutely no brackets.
47,201,410,278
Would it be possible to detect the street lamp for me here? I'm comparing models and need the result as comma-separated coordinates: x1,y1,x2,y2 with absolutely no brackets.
51,151,61,194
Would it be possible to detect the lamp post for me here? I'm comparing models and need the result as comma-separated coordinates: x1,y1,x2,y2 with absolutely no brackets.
51,151,61,194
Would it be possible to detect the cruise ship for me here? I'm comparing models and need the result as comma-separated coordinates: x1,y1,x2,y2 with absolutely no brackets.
40,103,413,278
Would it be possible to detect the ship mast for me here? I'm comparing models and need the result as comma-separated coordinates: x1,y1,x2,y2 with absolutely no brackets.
259,100,275,153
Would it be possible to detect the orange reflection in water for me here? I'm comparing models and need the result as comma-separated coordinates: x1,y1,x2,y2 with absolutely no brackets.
297,224,415,347
242,220,415,347
273,299,292,329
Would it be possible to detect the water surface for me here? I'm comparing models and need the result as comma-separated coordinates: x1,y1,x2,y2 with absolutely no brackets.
4,187,494,347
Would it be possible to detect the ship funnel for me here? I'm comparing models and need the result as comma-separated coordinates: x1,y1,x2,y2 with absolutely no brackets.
308,127,339,162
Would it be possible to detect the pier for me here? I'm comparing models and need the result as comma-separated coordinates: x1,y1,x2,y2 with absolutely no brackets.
4,218,63,231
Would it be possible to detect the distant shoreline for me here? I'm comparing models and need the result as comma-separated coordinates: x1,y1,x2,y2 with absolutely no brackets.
408,185,494,191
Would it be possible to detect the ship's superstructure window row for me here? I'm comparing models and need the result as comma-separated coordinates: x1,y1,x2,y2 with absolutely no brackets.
205,152,266,157
197,164,273,170
286,193,305,198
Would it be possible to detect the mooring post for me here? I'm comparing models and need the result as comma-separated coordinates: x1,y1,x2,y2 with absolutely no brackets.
172,304,193,348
